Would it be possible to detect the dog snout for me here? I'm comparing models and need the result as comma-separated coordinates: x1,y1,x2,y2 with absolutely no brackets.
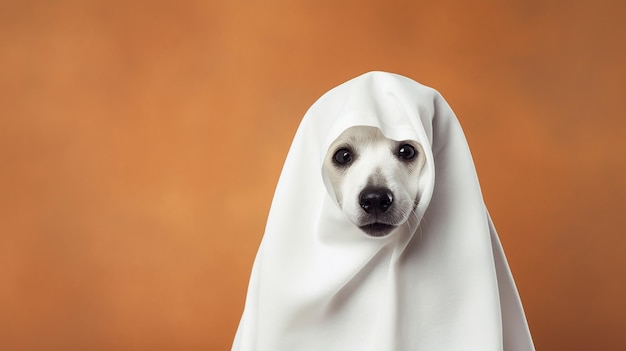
359,187,393,214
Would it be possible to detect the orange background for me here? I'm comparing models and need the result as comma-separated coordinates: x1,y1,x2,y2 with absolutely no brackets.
1,0,625,350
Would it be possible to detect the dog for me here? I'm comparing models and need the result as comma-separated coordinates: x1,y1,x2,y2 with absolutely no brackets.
323,126,426,237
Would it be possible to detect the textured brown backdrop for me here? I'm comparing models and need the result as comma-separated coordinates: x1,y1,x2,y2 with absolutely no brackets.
1,0,625,350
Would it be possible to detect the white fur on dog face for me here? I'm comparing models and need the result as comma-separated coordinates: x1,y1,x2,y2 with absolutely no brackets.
323,126,426,237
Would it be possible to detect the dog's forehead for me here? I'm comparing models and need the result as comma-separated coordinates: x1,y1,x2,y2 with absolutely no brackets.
330,126,388,148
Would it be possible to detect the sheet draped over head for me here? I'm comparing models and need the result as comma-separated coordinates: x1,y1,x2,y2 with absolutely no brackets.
232,71,535,351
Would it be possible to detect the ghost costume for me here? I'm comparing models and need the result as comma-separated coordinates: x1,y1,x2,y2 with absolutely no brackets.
232,71,534,351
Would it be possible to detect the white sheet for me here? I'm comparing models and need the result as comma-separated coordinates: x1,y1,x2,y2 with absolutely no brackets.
232,71,535,351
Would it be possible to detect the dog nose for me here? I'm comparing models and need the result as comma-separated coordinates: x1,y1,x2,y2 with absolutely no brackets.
359,187,393,214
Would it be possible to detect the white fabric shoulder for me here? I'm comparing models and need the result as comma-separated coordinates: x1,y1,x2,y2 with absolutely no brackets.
232,71,535,351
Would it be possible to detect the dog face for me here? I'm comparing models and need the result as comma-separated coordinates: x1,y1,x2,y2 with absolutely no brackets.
323,126,426,237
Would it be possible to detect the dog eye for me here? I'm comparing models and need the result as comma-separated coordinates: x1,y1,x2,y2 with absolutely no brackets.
398,144,417,159
333,148,353,165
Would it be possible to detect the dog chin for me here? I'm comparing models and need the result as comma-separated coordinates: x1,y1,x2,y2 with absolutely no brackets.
359,222,397,237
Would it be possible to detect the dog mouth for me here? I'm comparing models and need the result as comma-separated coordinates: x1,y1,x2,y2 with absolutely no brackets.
359,222,397,237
